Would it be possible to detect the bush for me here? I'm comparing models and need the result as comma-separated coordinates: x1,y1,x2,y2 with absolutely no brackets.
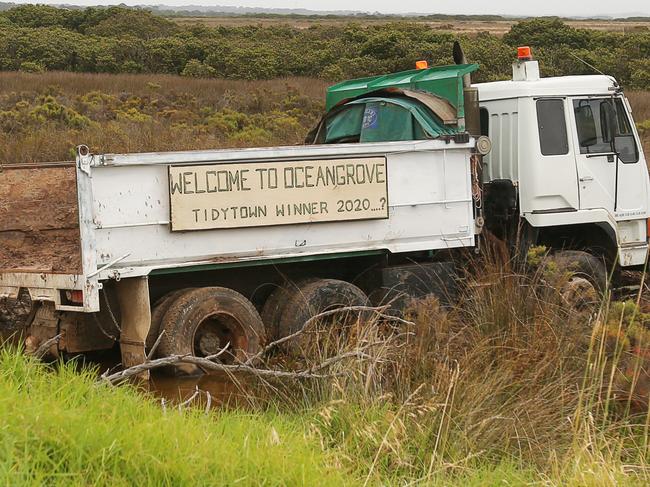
0,6,648,88
18,61,44,73
181,58,216,78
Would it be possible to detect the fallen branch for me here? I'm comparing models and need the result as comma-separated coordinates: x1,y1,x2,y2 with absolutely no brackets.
245,304,414,366
100,349,369,385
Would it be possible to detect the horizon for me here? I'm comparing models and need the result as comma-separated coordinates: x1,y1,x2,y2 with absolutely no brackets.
2,1,649,19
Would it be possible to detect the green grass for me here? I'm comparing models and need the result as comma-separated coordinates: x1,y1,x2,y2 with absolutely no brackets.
0,349,352,486
1,250,650,486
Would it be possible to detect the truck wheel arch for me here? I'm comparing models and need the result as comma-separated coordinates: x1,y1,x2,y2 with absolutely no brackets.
532,222,618,266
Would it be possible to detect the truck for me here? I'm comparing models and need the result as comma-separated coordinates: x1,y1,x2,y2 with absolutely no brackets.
1,45,648,372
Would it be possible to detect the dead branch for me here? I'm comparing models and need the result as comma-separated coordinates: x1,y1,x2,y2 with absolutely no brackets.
32,334,62,359
100,349,369,385
245,304,414,366
146,329,166,360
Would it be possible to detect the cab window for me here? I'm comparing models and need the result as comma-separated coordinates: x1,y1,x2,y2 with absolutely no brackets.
536,99,569,156
572,98,638,163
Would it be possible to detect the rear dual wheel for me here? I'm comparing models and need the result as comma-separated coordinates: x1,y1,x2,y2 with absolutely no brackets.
150,287,265,373
262,278,370,356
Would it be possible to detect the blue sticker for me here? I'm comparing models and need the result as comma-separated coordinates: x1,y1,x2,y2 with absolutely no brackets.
362,106,379,129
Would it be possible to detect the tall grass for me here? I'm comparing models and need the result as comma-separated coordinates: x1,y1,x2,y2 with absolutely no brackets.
282,247,650,485
0,249,649,484
0,348,353,486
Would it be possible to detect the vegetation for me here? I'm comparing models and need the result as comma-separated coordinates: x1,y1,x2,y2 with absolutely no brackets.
1,250,649,485
0,72,648,165
0,72,327,163
0,6,648,89
0,348,353,486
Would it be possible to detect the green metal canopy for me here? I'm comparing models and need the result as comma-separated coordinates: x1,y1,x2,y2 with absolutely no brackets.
325,63,479,121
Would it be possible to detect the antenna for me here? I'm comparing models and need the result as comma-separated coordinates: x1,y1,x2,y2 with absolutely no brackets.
569,51,607,77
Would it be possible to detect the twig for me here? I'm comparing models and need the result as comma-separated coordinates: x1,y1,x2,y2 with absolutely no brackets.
308,350,373,373
204,390,212,414
146,329,165,360
245,305,414,366
178,386,200,411
33,334,62,359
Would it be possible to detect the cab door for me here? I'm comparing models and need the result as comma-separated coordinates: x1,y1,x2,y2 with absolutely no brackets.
570,97,616,212
570,96,646,215
611,97,646,215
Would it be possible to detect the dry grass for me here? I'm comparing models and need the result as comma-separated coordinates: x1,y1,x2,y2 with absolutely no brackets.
171,16,650,35
1,72,648,164
0,72,328,164
285,246,650,484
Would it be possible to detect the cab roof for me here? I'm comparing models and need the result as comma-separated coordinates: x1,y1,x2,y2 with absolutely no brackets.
474,75,619,101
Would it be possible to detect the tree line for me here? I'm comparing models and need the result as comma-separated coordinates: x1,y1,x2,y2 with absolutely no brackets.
0,5,648,89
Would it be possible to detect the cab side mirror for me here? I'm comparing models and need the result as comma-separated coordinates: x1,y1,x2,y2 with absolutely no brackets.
614,134,638,163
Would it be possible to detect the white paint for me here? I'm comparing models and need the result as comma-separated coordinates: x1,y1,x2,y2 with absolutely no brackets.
477,73,650,267
89,140,475,278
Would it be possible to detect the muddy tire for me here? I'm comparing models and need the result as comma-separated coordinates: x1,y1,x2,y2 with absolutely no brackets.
545,250,607,310
547,250,607,290
276,278,369,356
147,289,192,351
157,287,265,372
260,284,294,343
261,278,319,342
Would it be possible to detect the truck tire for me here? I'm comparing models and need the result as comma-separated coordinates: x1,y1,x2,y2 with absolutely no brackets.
276,278,370,356
261,278,320,341
156,287,265,369
147,289,192,351
545,250,607,309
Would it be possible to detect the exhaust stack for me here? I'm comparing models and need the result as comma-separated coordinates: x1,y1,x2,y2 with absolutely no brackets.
453,41,480,137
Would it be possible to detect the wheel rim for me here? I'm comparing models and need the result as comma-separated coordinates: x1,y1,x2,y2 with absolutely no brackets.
192,312,248,363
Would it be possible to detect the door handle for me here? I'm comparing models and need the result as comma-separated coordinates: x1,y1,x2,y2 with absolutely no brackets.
579,176,594,182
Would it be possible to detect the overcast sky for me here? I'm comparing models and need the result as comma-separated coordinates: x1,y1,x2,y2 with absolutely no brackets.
7,1,649,17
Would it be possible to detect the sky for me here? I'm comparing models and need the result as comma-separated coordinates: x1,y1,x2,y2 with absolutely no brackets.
6,1,650,18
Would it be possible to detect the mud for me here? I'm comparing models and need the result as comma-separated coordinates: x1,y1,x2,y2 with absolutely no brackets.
0,289,31,341
0,165,82,274
148,371,250,408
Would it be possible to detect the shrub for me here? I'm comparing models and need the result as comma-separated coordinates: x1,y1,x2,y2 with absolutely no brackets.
18,61,44,73
181,59,216,78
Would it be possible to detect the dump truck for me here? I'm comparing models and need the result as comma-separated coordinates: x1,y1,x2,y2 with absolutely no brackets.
1,46,648,371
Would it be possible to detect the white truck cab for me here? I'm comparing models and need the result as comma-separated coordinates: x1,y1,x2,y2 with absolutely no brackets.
476,49,649,270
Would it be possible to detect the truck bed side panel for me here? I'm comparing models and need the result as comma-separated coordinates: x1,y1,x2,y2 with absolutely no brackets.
89,143,475,278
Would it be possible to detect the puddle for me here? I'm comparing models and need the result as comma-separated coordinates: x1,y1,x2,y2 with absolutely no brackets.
148,371,251,408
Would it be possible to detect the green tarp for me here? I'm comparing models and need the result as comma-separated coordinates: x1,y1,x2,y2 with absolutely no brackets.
324,97,455,143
